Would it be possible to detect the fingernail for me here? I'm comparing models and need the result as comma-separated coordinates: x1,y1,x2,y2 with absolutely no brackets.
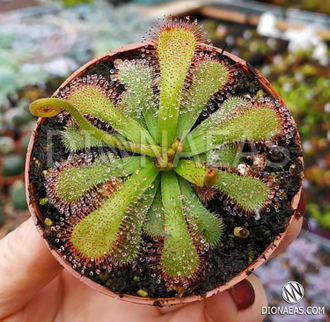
295,190,306,219
230,279,255,311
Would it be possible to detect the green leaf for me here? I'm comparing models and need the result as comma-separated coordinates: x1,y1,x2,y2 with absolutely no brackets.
184,106,282,156
214,171,271,213
70,161,159,261
66,85,156,145
198,144,242,168
117,60,158,141
174,159,217,187
55,155,145,203
179,178,223,248
188,97,253,137
176,59,230,139
111,176,160,263
160,171,200,278
30,98,162,157
118,91,147,127
61,123,106,151
157,27,196,146
143,188,165,237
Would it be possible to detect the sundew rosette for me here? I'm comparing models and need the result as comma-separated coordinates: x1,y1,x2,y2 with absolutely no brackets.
26,17,303,305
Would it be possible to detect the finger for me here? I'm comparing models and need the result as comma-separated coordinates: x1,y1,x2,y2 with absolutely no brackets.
5,268,162,322
158,299,208,322
57,271,160,321
4,275,62,322
270,190,305,259
205,275,267,322
296,190,306,219
0,217,62,319
270,216,303,259
158,275,266,322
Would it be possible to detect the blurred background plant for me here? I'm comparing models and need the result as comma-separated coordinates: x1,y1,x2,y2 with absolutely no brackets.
256,236,330,318
259,0,330,15
0,0,329,319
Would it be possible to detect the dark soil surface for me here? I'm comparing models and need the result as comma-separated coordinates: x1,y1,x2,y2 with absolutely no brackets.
29,46,303,302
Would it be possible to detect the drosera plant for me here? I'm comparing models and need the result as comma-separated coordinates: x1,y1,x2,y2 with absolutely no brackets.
28,17,301,299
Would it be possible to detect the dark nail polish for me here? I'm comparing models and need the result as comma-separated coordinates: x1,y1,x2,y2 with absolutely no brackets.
230,279,255,311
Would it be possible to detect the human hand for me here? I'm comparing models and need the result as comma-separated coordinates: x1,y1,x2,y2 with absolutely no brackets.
0,194,305,322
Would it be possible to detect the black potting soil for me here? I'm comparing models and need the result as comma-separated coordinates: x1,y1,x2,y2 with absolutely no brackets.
28,47,303,303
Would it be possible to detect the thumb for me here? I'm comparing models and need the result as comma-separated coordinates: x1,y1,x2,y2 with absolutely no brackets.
0,217,62,318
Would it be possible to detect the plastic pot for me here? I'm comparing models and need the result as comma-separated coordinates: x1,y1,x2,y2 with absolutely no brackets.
26,41,303,306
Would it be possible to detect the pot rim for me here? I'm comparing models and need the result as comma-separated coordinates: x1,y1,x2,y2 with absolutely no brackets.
25,41,303,307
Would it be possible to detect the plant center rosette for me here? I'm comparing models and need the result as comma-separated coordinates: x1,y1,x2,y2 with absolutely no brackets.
26,18,303,305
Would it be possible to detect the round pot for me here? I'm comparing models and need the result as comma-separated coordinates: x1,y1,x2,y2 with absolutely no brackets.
25,41,303,306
